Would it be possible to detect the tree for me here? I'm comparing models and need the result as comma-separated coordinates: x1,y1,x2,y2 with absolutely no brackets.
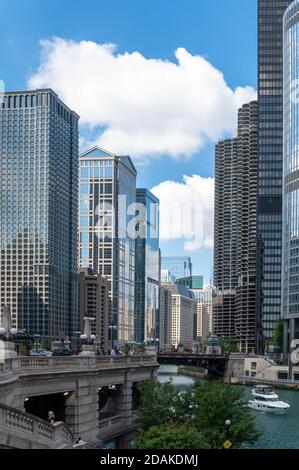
136,380,189,429
134,424,208,449
219,337,238,353
272,320,283,349
189,381,261,448
136,379,261,449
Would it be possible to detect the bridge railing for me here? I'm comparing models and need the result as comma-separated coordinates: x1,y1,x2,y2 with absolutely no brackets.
17,354,157,372
0,403,74,449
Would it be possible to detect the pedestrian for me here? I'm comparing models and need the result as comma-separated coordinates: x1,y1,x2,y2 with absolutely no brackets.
47,410,55,424
110,348,116,356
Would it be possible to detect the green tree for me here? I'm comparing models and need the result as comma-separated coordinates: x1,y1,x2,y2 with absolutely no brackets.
136,379,261,449
189,381,261,448
272,319,283,349
136,380,189,429
219,337,238,353
134,424,208,449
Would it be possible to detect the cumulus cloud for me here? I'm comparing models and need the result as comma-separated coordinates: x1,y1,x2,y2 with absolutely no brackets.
28,38,256,159
151,175,214,250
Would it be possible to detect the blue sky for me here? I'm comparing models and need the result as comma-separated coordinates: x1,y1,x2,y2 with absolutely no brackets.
0,0,257,282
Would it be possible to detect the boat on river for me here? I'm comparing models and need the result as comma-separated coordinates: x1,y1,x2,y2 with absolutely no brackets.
248,385,290,413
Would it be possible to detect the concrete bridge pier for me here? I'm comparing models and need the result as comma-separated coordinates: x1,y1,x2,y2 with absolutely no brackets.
115,372,133,423
65,378,99,444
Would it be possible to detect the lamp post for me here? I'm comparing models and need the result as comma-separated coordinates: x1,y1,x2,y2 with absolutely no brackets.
225,419,232,442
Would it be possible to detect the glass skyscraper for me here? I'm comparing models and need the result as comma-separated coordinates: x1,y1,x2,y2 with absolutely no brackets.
282,0,299,357
257,0,292,351
161,256,192,280
78,146,136,345
134,188,160,343
0,89,79,341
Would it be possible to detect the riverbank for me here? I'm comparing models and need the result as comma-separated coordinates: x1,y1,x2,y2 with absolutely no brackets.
178,365,207,378
232,376,299,391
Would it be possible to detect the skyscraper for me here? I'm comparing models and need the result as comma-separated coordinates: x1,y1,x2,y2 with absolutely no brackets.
134,188,160,343
257,0,292,351
161,256,192,280
166,284,197,350
78,146,136,345
235,102,258,353
213,138,238,340
282,0,299,359
214,101,258,352
0,89,79,342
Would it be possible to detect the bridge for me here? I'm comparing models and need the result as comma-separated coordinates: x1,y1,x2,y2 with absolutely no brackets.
158,352,234,378
0,341,159,449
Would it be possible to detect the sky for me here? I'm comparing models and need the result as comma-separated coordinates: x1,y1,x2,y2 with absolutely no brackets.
0,0,257,282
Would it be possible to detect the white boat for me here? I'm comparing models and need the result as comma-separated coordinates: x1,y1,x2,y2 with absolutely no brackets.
248,385,290,413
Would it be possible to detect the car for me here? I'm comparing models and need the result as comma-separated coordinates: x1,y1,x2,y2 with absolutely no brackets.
52,349,71,356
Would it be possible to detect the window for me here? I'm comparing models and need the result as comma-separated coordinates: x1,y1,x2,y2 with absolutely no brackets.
277,372,288,381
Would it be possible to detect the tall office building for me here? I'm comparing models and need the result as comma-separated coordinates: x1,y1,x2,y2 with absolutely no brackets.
159,285,172,351
134,188,160,343
257,0,292,352
77,268,110,351
190,286,213,340
235,102,258,353
161,256,192,280
78,146,136,345
166,283,197,350
0,89,79,341
282,0,299,359
214,102,258,352
213,138,238,340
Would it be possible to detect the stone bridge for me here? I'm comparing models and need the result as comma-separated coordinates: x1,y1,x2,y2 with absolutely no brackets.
0,344,158,449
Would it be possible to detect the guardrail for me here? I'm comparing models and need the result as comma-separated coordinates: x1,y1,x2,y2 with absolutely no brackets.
18,354,157,371
0,403,74,449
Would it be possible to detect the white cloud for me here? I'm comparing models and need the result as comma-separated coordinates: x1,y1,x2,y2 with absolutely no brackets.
28,38,256,159
151,175,214,251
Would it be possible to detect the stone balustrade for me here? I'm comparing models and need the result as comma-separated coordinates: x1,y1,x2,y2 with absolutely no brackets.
0,403,74,449
18,354,157,372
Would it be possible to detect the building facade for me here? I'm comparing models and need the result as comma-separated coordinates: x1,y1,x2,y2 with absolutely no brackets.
134,188,160,343
213,138,238,340
78,147,136,345
235,102,259,353
190,286,213,341
176,276,204,289
159,285,172,351
257,0,293,352
161,269,175,284
161,256,192,280
213,102,258,353
166,284,197,350
282,0,299,359
0,89,79,342
77,268,110,351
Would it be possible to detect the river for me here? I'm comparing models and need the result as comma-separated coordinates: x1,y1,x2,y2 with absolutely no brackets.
157,365,299,449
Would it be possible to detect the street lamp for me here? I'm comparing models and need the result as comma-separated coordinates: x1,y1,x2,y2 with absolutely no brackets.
225,419,232,441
